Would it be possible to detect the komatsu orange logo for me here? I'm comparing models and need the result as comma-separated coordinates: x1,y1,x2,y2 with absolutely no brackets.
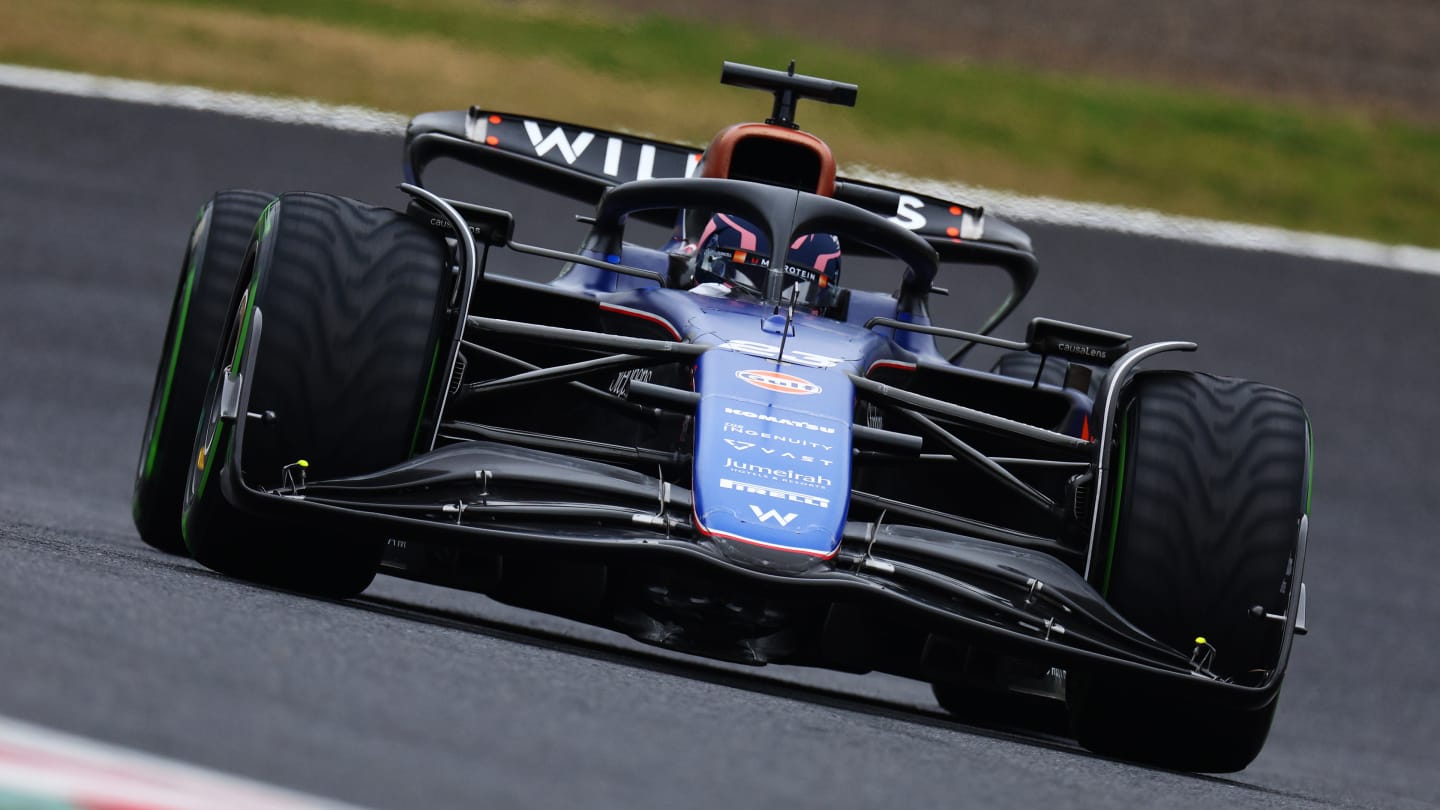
735,370,822,395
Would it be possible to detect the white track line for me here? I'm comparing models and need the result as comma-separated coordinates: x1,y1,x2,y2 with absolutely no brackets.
0,715,367,810
4,62,1438,276
0,64,407,133
859,168,1440,276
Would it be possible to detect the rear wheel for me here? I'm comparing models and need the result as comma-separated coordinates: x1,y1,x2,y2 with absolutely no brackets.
1069,371,1310,772
182,192,452,597
990,351,1101,398
133,190,273,554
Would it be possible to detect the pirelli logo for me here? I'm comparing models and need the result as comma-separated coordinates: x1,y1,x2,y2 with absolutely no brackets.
719,478,830,508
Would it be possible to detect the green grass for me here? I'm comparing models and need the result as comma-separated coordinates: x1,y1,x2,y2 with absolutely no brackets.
14,0,1440,247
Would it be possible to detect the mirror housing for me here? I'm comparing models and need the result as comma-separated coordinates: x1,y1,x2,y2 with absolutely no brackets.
409,197,514,246
1027,318,1132,365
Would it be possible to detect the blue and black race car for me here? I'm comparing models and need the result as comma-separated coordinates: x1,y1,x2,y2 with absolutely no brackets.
133,62,1312,772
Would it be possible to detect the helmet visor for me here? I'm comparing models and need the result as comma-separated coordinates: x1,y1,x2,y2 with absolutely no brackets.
695,244,840,310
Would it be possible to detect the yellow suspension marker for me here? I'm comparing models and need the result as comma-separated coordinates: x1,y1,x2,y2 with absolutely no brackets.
282,459,309,493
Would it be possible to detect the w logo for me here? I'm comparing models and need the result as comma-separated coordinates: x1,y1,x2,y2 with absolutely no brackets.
523,121,595,165
749,505,798,527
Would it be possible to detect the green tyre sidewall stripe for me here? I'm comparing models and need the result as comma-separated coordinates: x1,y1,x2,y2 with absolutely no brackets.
409,340,444,456
133,191,274,555
182,200,279,549
1100,405,1132,597
139,203,209,480
134,202,211,504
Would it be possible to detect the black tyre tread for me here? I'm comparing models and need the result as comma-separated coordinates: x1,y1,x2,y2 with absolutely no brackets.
243,192,448,488
133,190,273,554
990,351,1101,398
185,192,449,597
1105,372,1307,673
1071,370,1309,772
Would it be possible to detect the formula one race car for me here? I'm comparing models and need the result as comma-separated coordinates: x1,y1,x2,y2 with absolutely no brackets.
133,62,1312,772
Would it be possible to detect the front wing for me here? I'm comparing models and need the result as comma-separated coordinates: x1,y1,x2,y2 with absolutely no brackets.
218,421,1300,711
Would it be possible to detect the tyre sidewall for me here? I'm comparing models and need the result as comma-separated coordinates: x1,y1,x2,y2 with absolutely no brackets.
133,191,271,554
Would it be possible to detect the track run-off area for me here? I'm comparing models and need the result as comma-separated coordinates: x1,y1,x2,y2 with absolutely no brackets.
1,73,1437,809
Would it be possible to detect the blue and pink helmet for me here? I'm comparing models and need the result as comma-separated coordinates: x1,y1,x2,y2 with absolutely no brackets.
689,213,843,310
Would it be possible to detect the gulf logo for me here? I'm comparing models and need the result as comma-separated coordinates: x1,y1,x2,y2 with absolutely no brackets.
735,369,822,395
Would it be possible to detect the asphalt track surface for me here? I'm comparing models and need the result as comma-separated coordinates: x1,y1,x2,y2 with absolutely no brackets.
1,85,1437,810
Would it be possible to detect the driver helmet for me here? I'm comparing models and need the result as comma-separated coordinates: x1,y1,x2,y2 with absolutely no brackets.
689,213,841,308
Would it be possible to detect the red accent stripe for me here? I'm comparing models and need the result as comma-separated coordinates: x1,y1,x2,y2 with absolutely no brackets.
691,509,839,559
598,303,681,341
865,360,916,376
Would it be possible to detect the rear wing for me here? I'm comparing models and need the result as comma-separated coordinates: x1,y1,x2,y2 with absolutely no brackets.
404,109,1037,335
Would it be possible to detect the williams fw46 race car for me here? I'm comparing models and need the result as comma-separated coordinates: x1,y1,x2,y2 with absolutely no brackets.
133,62,1312,772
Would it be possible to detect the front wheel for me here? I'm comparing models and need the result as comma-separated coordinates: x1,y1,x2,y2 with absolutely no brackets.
133,190,272,554
1069,371,1311,772
182,192,452,597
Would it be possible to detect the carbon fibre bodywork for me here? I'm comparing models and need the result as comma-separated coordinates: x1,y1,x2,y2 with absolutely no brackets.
191,63,1310,751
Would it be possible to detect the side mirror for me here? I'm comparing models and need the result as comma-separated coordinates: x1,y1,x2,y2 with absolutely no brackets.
667,252,692,288
1026,318,1131,365
409,198,514,246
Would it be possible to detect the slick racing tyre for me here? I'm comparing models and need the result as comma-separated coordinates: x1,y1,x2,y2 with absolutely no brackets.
1068,371,1311,772
182,192,451,597
133,190,273,555
990,351,1101,399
